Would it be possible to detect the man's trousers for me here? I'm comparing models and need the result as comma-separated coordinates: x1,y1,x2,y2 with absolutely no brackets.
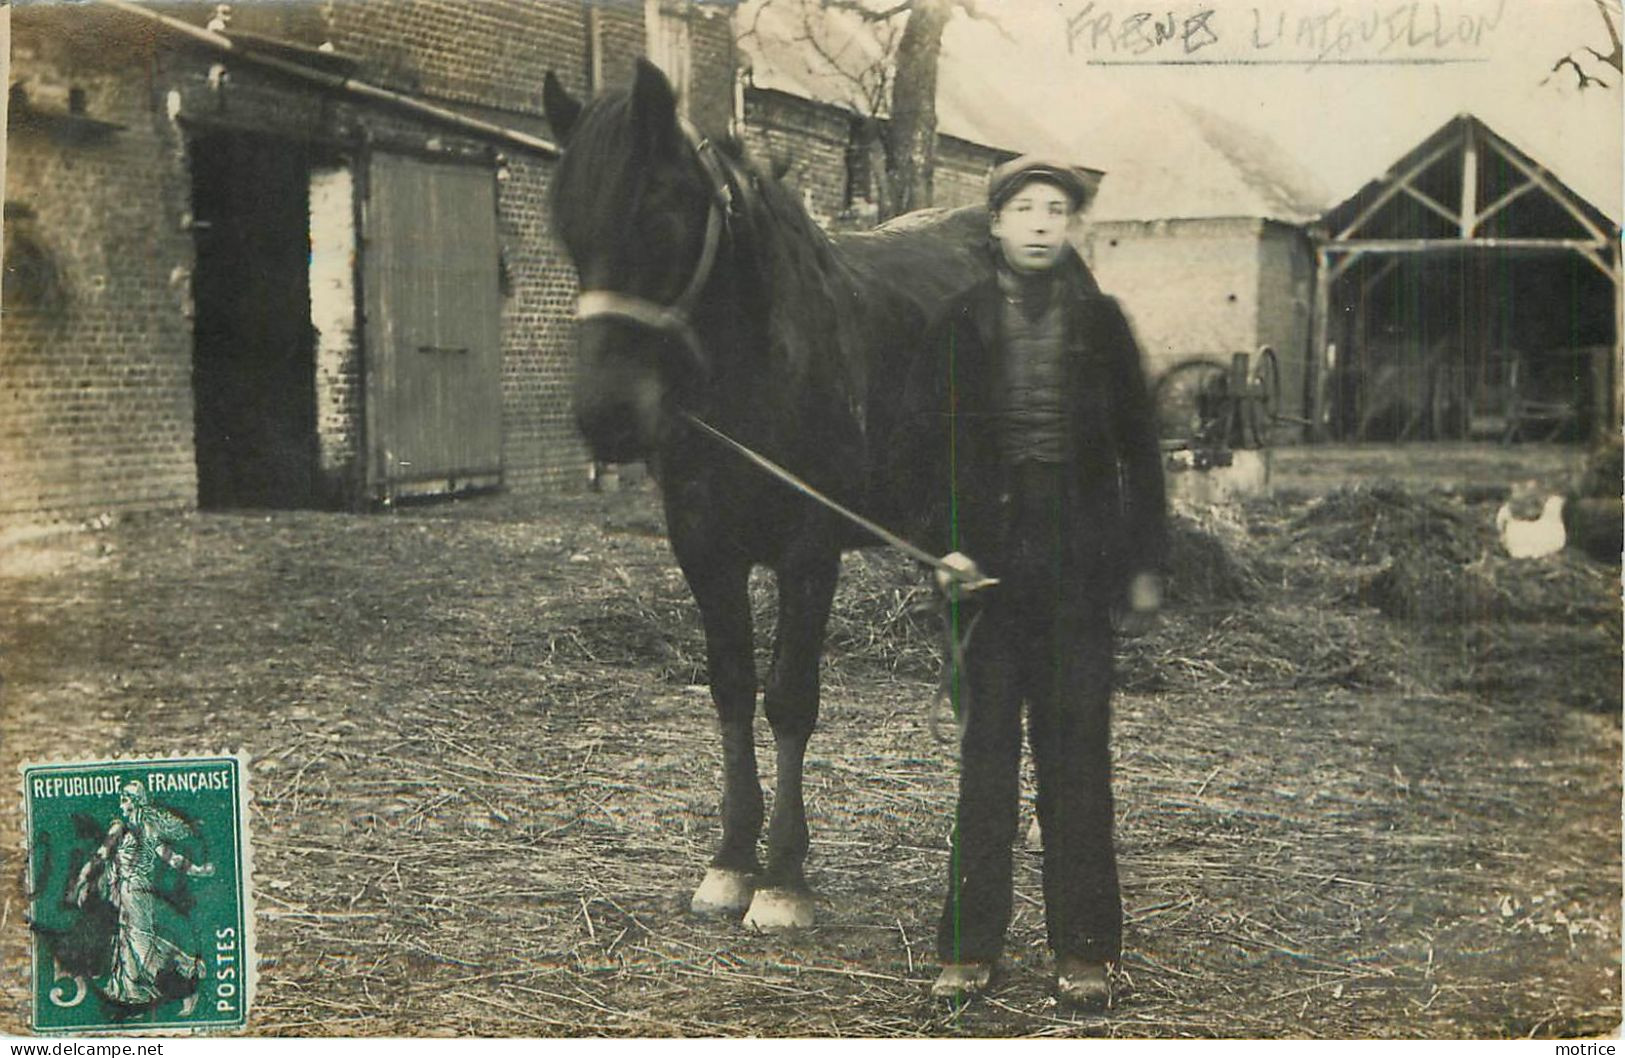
937,460,1122,966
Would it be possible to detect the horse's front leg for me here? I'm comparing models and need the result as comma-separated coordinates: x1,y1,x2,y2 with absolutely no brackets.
743,544,840,932
681,557,764,917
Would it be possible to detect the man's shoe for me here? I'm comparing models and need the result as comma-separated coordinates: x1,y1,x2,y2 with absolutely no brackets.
1054,956,1111,1012
931,961,994,1002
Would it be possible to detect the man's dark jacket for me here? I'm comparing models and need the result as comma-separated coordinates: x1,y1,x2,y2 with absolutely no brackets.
888,248,1168,601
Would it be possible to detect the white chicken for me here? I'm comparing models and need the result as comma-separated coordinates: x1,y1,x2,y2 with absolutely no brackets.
1495,484,1567,559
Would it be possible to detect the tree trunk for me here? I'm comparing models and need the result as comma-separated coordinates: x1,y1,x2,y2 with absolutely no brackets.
859,122,895,221
882,0,951,218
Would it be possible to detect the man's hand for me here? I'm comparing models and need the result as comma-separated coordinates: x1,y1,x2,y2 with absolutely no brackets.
1116,571,1162,637
934,551,993,597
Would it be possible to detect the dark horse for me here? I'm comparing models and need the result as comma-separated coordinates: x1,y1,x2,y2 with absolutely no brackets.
542,59,990,930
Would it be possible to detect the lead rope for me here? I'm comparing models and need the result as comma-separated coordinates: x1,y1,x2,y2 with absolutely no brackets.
928,605,983,747
679,411,992,747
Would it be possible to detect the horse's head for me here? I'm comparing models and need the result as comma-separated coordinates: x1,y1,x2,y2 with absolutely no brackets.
543,59,731,462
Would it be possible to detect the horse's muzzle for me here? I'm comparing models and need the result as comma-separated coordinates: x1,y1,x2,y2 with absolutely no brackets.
575,399,660,462
572,330,669,462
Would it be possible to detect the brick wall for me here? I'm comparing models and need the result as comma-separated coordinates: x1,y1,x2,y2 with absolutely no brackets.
496,150,589,493
4,14,197,525
740,89,1017,229
593,4,646,95
684,5,737,139
740,88,851,228
308,165,362,497
935,136,1008,210
221,0,592,122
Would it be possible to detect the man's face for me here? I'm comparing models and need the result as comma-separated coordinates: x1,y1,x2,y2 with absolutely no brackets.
991,180,1075,273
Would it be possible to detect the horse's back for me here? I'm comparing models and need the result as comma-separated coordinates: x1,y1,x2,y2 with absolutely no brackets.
816,208,992,542
833,206,992,326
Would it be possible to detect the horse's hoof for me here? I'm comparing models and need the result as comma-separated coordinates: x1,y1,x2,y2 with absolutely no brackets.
691,868,755,916
932,961,994,1003
1025,818,1044,852
1054,956,1112,1013
742,887,815,932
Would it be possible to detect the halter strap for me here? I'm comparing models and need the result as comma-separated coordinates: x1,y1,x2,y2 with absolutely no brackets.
575,121,734,377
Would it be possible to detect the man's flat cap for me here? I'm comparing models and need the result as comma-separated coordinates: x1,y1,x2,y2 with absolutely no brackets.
988,155,1093,211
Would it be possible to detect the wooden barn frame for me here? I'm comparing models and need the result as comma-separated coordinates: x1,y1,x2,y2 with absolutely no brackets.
1309,114,1622,442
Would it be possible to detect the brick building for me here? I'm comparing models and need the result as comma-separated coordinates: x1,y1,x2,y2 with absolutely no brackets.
3,0,735,525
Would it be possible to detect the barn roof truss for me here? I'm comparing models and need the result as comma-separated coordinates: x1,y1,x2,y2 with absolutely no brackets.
1318,114,1619,285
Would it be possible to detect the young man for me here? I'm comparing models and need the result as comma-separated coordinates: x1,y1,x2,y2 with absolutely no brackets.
892,156,1168,1010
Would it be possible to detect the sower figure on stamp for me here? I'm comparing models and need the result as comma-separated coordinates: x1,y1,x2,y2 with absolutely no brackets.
892,156,1168,1010
70,781,215,1013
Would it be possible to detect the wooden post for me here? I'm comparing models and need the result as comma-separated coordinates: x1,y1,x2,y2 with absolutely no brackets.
1308,244,1333,441
1612,250,1623,439
1460,121,1478,237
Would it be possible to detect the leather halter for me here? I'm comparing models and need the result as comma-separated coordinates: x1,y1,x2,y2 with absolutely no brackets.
574,121,734,378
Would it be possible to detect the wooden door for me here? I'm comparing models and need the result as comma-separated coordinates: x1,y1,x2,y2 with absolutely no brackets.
364,152,502,500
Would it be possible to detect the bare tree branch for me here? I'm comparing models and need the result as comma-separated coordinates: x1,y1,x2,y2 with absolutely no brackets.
819,0,914,23
1543,53,1611,90
1590,0,1623,72
1540,0,1620,90
1586,44,1622,70
792,3,889,114
953,0,1012,43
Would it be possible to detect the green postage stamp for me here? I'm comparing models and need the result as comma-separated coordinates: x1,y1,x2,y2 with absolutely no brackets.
23,755,253,1033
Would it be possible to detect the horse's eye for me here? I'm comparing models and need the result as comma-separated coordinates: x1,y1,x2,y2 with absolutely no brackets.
644,210,687,248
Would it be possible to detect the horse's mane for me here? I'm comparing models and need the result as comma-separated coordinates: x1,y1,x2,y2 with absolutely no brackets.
710,147,856,380
556,88,992,385
709,134,834,261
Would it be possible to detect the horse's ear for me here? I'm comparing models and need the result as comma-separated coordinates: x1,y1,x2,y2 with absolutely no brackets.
543,71,582,143
631,57,680,157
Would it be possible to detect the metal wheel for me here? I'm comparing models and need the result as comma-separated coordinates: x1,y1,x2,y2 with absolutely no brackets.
1153,359,1231,450
1248,346,1282,449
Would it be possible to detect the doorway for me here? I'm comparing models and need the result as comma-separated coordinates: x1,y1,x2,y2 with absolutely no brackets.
189,130,318,509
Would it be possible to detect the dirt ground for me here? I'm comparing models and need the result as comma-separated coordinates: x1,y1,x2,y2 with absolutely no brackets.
0,443,1618,1038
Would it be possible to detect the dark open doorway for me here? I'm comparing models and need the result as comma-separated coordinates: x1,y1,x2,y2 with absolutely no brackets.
190,130,318,509
1332,249,1614,442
